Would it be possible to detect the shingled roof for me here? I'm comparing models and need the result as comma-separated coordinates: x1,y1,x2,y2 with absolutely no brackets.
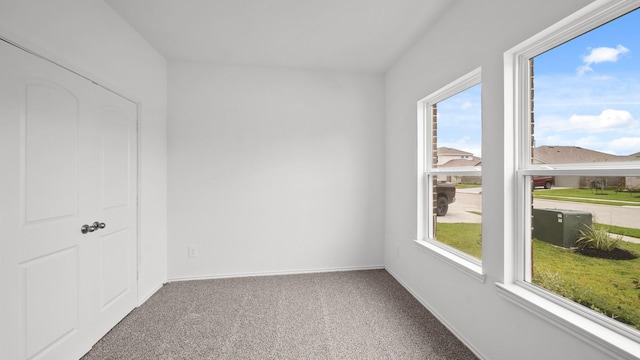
437,147,473,156
533,145,637,164
438,157,482,167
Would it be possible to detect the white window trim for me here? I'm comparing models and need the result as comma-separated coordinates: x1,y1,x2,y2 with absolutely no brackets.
502,0,640,357
416,67,484,281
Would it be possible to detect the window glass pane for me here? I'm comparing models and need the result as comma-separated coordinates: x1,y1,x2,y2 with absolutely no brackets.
530,174,640,331
528,7,640,331
432,84,482,260
434,84,482,168
532,8,640,165
435,183,482,260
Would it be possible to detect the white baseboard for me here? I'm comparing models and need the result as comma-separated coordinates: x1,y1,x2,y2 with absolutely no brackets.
137,282,164,306
167,264,385,282
384,267,486,360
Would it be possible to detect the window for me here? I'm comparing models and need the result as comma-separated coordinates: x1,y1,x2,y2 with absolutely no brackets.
505,0,640,353
417,68,482,275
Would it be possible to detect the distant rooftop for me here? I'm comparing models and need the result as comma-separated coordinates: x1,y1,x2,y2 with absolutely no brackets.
437,147,473,156
439,158,482,167
533,145,639,164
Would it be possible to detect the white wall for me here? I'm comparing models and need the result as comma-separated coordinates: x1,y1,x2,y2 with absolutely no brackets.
0,0,168,303
383,0,618,359
168,62,384,279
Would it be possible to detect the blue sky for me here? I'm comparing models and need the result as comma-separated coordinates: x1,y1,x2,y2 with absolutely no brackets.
437,7,640,158
436,83,482,156
533,7,640,156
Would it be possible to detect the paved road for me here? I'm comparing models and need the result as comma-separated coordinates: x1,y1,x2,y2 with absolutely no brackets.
438,189,481,224
533,199,640,229
438,187,640,240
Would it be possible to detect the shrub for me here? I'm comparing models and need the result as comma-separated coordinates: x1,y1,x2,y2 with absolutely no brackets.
576,224,621,251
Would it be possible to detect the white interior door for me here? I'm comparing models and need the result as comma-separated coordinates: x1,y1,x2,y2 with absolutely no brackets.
87,87,138,345
0,39,138,360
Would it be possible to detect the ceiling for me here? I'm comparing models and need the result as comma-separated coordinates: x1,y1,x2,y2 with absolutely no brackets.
104,0,455,73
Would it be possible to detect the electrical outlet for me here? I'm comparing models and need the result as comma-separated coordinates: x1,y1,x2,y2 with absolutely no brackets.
188,246,197,257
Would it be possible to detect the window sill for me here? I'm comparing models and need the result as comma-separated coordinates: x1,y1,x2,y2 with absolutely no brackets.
414,239,485,283
496,282,640,360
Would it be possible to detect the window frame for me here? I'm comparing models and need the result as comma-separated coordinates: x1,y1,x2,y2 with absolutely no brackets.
416,67,484,281
502,0,640,357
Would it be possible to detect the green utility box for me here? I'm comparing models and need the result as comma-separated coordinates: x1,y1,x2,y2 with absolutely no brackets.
532,208,592,248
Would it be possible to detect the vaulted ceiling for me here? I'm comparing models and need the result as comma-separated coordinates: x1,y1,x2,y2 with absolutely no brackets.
105,0,456,73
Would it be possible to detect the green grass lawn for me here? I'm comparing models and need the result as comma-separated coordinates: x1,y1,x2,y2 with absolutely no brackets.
455,184,482,189
533,239,640,330
436,223,482,259
436,222,640,329
598,223,640,239
533,187,640,206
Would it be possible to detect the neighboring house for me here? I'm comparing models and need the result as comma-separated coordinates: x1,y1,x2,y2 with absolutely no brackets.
532,145,626,164
439,158,482,167
437,147,482,184
630,151,640,188
437,147,476,165
434,145,639,188
533,146,640,188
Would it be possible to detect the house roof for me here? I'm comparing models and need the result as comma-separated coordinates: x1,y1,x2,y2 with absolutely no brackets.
437,147,473,156
438,158,482,167
533,145,636,164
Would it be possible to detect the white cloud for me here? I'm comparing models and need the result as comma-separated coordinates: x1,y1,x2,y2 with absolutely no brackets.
574,136,604,149
568,109,636,132
540,134,566,144
439,136,481,157
577,45,629,76
606,137,640,155
590,75,613,81
584,45,629,64
461,101,472,110
535,115,568,133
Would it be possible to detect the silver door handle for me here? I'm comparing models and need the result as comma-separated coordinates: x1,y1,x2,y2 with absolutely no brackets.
81,224,96,234
81,222,105,234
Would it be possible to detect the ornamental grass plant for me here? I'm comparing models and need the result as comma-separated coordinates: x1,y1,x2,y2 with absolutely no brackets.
576,224,621,252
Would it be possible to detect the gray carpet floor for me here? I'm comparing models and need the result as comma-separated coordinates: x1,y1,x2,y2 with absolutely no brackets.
81,269,478,359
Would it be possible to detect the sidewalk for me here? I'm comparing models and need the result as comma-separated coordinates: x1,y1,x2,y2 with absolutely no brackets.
535,194,640,206
616,234,640,244
456,187,482,194
454,187,640,244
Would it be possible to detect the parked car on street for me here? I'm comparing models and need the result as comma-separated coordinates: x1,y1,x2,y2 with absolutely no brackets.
533,176,555,189
436,183,456,216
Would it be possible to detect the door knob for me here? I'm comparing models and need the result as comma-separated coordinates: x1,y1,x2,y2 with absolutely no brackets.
81,224,96,234
81,221,105,234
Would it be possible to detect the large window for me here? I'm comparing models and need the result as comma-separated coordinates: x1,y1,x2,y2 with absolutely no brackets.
506,0,640,353
417,68,482,274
